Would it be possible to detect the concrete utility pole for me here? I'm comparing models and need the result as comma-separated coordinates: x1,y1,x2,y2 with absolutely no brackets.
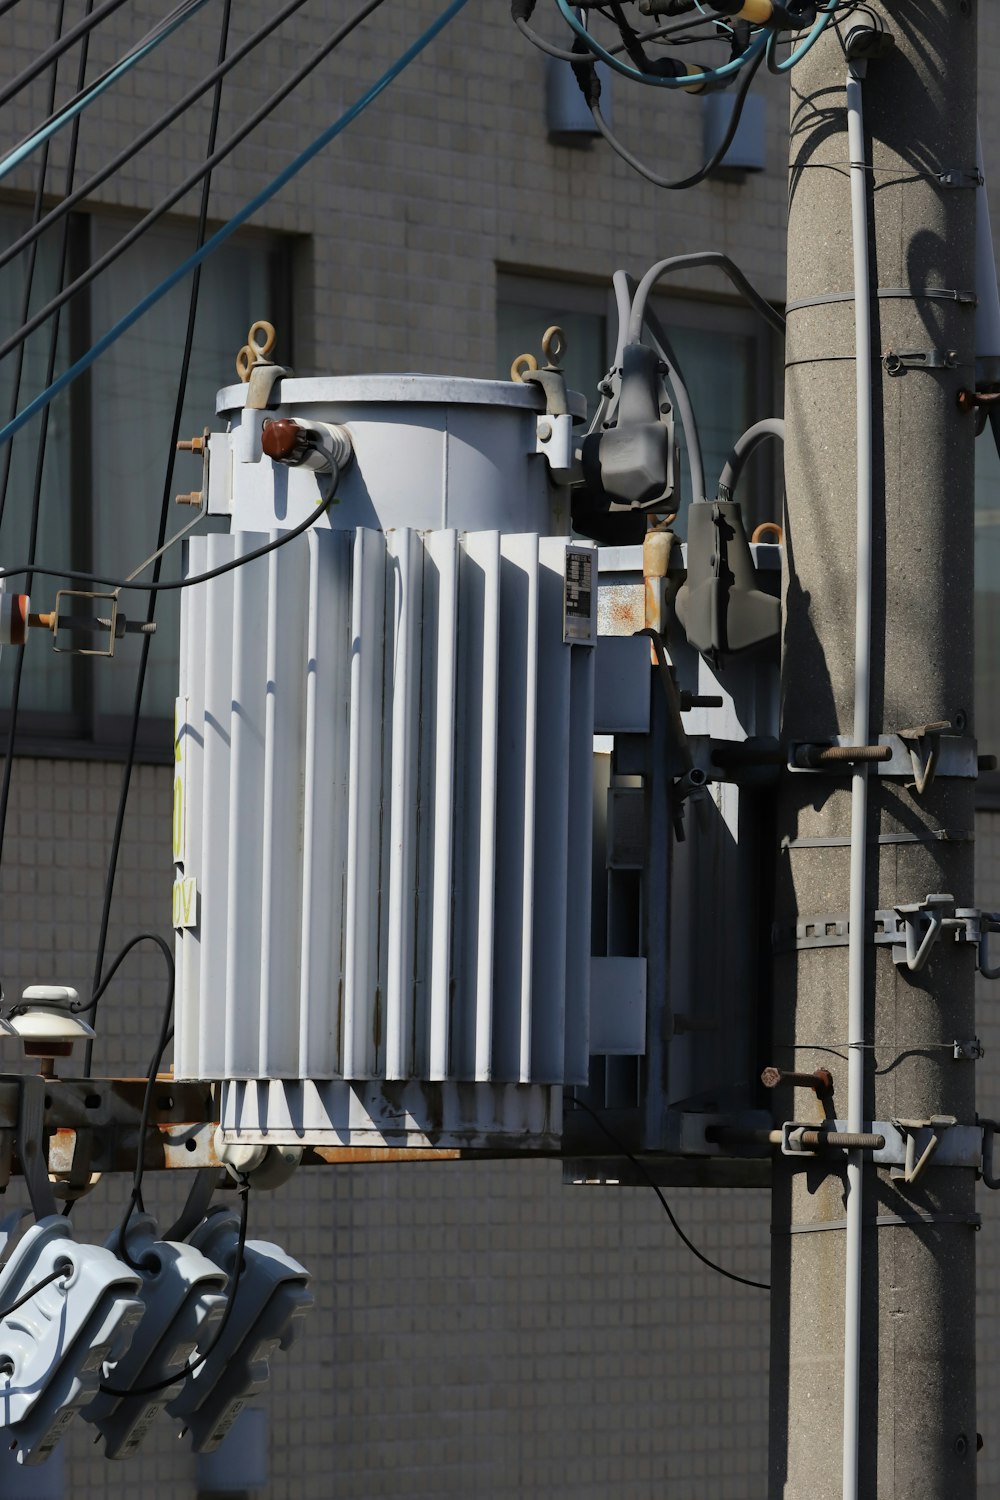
772,4,979,1498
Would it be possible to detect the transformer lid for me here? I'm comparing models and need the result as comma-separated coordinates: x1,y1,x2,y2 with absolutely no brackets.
216,372,587,420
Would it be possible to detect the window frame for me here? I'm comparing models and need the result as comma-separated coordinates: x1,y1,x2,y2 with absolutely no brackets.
0,204,295,765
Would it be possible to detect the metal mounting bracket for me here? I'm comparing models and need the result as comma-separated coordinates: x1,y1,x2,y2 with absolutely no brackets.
898,719,951,793
883,348,958,374
891,1116,957,1184
894,893,957,970
783,1118,983,1173
17,1075,57,1220
786,732,978,779
955,907,1000,980
775,897,1000,978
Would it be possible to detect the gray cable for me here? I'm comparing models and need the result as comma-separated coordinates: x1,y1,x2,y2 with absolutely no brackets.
634,301,707,506
717,417,785,500
628,251,785,344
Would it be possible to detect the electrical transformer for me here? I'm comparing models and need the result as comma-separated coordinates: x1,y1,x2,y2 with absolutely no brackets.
173,374,598,1149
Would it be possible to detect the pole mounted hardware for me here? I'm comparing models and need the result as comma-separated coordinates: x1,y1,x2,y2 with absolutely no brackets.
791,742,891,769
774,900,1000,978
781,1123,886,1156
883,347,958,374
761,1066,834,1099
935,168,984,189
894,894,1000,974
785,731,978,780
782,1119,985,1172
890,1116,957,1185
898,719,951,793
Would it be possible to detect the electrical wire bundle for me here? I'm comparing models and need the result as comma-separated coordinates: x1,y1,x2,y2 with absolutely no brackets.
0,0,471,1072
511,0,868,188
0,0,469,1354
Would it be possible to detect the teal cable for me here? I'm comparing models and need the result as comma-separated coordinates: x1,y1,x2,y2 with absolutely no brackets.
553,0,837,89
767,0,839,72
0,0,470,453
0,0,214,186
553,0,765,88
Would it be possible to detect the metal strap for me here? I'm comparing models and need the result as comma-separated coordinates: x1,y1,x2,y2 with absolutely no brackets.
774,909,909,952
788,162,982,189
776,1212,981,1235
781,829,972,851
786,287,976,314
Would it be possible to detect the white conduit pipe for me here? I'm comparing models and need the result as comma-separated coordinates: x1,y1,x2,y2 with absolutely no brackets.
843,62,873,1500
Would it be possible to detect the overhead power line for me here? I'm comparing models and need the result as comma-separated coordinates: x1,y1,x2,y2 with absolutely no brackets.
0,0,472,453
0,0,215,185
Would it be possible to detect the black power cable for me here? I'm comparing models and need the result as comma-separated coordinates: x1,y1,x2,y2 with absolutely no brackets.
0,0,92,876
0,0,313,285
105,933,175,1240
0,483,339,594
0,0,70,536
0,0,129,114
101,1177,250,1399
568,1097,770,1291
587,44,765,189
0,1265,72,1321
83,0,233,1080
0,0,390,370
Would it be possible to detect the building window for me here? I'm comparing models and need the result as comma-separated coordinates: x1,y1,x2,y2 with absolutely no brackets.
0,205,291,760
496,271,782,536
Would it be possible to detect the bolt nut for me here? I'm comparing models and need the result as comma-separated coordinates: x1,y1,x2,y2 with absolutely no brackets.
538,420,552,442
175,490,203,507
176,435,206,454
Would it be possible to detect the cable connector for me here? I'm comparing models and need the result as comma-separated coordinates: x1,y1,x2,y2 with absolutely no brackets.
83,1215,229,1459
260,417,353,476
166,1207,312,1452
0,1212,143,1465
844,23,895,62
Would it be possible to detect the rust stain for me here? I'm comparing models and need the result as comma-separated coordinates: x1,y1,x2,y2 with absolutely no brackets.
309,1146,463,1164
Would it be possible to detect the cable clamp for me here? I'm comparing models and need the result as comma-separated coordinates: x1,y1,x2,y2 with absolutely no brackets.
883,347,957,375
934,167,984,189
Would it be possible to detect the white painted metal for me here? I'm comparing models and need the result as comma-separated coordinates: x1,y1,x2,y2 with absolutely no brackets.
210,375,580,536
427,530,458,1082
175,523,596,1148
384,527,422,1082
224,540,269,1080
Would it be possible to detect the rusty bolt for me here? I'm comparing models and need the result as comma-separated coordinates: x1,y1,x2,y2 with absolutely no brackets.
175,491,203,507
794,743,892,768
762,1066,834,1097
176,435,206,454
795,1129,884,1151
